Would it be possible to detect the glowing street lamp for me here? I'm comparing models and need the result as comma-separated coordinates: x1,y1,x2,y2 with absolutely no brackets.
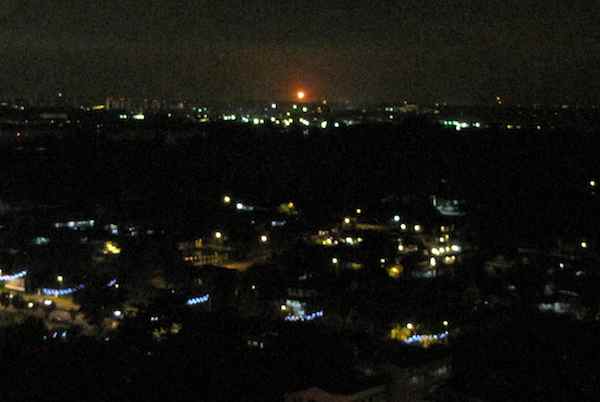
57,275,64,284
297,90,306,101
214,231,223,240
223,195,231,204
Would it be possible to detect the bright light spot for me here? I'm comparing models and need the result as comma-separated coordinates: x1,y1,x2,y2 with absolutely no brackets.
356,208,362,215
559,263,565,269
297,90,305,100
280,304,287,311
288,202,295,209
344,217,351,224
320,121,328,129
260,235,268,243
332,257,339,264
104,241,122,255
215,231,223,239
590,180,596,187
581,241,588,249
380,258,386,264
236,202,244,210
431,248,440,256
251,285,256,290
293,104,298,110
253,118,260,125
430,257,437,267
57,275,64,283
271,103,277,109
113,310,122,318
398,244,405,252
414,225,422,232
451,244,461,252
223,195,231,204
443,320,449,327
132,113,145,120
27,302,34,309
302,106,308,113
393,215,400,223
407,323,414,330
334,122,340,128
43,300,52,306
400,224,407,231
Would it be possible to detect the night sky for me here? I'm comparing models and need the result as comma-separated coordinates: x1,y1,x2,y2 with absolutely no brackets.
1,0,598,104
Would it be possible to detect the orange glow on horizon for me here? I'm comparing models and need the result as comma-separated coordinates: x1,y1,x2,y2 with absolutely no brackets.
296,90,306,100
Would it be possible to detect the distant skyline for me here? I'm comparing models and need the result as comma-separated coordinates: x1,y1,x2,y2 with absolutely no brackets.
1,1,599,105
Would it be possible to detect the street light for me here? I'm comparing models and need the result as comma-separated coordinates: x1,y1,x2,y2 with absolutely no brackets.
214,231,223,240
406,323,414,330
57,275,64,284
260,235,268,243
223,195,231,204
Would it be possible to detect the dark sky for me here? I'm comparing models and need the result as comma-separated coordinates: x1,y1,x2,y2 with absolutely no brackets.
1,0,599,104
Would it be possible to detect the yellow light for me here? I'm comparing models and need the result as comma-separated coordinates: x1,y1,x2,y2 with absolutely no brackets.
443,320,449,327
406,323,414,330
400,224,407,230
431,248,440,256
581,241,588,249
414,224,422,232
388,266,402,278
344,217,351,225
356,208,362,215
287,201,295,209
223,195,231,204
590,180,596,187
297,90,306,100
57,275,64,283
398,244,405,252
215,231,223,239
104,241,122,255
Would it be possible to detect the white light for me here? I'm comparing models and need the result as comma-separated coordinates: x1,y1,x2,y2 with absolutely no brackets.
253,118,260,125
443,320,449,326
581,241,588,249
406,323,414,330
236,202,244,210
559,263,565,269
430,257,437,267
414,225,422,232
332,258,339,264
223,195,231,204
380,258,386,264
320,121,328,129
260,235,268,243
400,224,407,230
302,106,308,113
344,217,351,224
398,244,405,252
590,180,596,187
132,113,145,120
251,285,256,290
271,103,277,109
393,215,400,222
334,122,340,128
356,208,362,215
43,300,52,306
280,304,287,311
113,310,122,318
27,302,34,309
57,275,64,283
215,231,223,239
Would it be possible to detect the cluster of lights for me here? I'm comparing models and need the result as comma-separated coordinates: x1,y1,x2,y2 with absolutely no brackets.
186,294,210,306
285,310,324,322
106,278,119,288
104,241,122,255
431,244,461,256
0,270,27,282
41,284,84,297
404,331,449,345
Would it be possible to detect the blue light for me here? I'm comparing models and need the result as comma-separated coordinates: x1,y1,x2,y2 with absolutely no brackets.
41,284,84,296
106,278,118,288
0,270,27,281
186,294,209,305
